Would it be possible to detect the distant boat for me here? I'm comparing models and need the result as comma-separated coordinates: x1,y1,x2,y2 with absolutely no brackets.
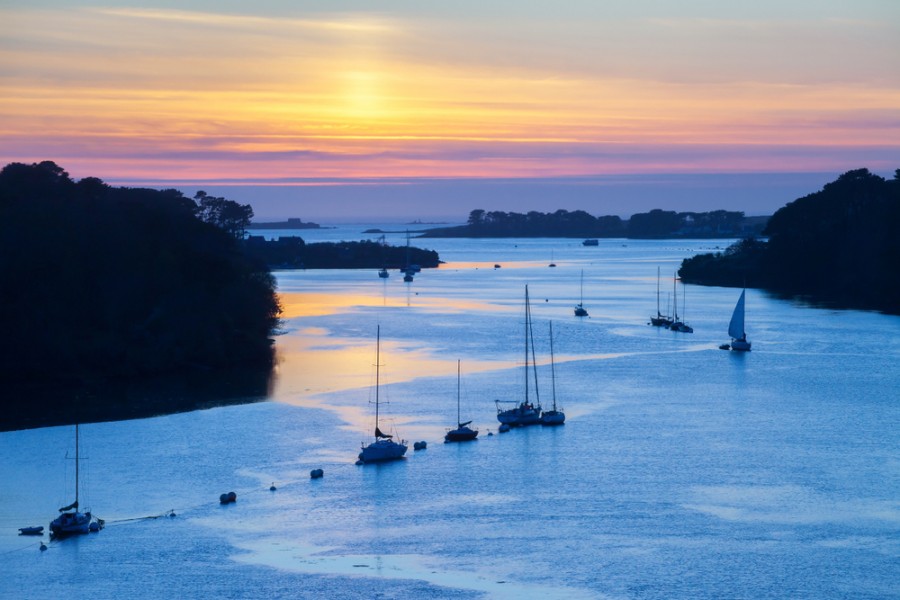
378,268,389,278
496,285,542,426
49,424,103,538
401,230,420,281
358,326,408,464
582,239,599,246
667,273,685,331
675,281,693,333
540,321,565,425
727,289,752,351
650,266,671,327
574,270,589,317
445,360,478,442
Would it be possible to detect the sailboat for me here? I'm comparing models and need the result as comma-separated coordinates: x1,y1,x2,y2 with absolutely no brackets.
402,230,417,282
574,270,589,317
675,281,693,333
668,273,684,331
496,285,542,426
50,424,102,538
650,266,671,326
727,289,752,351
445,360,478,442
540,322,565,425
357,326,408,464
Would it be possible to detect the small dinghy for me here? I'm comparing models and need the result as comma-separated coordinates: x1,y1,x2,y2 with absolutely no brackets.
19,526,44,536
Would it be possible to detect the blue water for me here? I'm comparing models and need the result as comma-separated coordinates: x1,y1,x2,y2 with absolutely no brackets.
2,227,899,599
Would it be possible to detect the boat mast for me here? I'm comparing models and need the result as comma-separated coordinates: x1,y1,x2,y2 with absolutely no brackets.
456,359,461,426
527,287,540,407
672,273,678,321
549,322,557,411
75,423,80,508
375,326,381,439
524,285,530,404
656,266,661,317
580,270,584,305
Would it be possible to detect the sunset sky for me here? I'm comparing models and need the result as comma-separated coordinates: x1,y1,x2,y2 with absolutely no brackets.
2,1,899,220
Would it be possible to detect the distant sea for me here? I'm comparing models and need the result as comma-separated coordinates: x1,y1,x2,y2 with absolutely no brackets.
2,225,898,599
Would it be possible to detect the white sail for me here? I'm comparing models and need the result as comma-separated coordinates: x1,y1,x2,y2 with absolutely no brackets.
728,289,746,340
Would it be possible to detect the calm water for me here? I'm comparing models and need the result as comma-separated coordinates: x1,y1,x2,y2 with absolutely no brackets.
2,226,899,599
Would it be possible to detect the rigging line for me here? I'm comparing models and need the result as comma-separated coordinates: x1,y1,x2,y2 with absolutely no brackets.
0,540,46,555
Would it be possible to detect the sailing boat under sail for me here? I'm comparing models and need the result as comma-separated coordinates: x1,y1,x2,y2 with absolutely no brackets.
50,424,102,538
357,326,408,464
726,289,752,351
496,285,542,426
540,321,565,426
445,360,478,442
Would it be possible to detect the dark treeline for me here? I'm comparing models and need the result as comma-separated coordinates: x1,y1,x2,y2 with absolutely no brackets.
680,168,900,314
419,208,764,238
244,237,441,270
0,161,281,390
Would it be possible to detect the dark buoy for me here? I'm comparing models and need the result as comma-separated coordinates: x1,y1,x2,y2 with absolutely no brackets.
270,482,277,491
413,441,427,450
310,468,324,479
499,424,511,433
40,543,47,552
220,491,237,504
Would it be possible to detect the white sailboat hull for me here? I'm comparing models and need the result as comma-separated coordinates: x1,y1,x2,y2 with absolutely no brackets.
358,439,407,463
540,410,566,425
497,403,542,426
730,339,752,352
50,511,100,537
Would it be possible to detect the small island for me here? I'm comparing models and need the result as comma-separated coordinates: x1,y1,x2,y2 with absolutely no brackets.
243,236,440,270
246,217,329,230
679,168,900,315
419,209,766,239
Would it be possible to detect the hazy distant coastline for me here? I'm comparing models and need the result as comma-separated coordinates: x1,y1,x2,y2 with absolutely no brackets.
247,217,332,230
418,209,767,239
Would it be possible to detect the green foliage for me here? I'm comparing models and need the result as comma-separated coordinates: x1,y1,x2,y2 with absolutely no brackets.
194,190,254,239
0,161,281,383
243,237,440,270
680,168,900,314
426,208,753,238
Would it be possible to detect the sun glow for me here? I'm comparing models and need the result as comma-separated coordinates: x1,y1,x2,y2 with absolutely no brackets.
1,5,898,181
